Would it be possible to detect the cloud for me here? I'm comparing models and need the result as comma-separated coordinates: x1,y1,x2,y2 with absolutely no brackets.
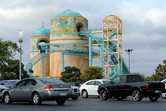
0,0,166,77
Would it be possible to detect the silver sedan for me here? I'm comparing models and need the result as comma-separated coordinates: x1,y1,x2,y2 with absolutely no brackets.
2,78,72,105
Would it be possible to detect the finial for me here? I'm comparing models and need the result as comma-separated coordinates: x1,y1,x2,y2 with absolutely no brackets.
42,21,44,28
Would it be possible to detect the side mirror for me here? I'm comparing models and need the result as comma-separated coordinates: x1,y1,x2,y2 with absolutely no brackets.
110,81,114,84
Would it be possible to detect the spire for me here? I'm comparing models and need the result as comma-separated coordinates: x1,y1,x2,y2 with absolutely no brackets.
42,21,44,28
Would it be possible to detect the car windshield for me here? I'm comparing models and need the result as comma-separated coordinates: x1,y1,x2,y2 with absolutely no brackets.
102,80,111,84
41,78,65,84
10,81,19,87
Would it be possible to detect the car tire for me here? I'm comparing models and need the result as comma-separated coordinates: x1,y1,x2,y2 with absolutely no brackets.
81,90,88,98
56,99,66,105
32,92,42,105
132,89,142,102
4,93,12,104
99,89,108,100
149,94,160,101
161,93,166,99
71,97,78,100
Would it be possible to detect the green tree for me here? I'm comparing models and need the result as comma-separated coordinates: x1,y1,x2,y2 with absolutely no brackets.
60,66,82,82
144,60,166,81
0,38,29,80
81,66,103,81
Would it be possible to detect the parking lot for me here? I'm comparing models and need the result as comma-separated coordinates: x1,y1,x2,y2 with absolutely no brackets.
0,96,166,111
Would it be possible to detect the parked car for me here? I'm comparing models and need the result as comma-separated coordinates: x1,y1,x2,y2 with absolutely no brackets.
161,79,166,99
0,80,19,100
80,79,111,98
2,78,72,105
68,82,81,100
98,75,166,102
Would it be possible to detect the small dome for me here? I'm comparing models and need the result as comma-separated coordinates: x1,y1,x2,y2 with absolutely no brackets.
56,9,82,17
32,27,50,36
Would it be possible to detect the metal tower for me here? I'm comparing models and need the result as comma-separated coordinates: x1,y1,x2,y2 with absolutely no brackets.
102,15,123,78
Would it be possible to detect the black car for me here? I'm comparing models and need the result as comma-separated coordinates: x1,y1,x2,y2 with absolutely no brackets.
98,75,166,102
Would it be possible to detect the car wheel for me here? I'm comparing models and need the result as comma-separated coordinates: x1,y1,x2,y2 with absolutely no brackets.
161,93,166,99
56,99,66,105
99,89,108,100
149,94,160,101
32,92,42,105
132,89,142,102
4,93,12,104
82,90,88,98
71,97,78,100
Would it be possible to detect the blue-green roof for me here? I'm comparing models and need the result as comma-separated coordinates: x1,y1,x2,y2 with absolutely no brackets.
56,9,82,17
32,27,50,36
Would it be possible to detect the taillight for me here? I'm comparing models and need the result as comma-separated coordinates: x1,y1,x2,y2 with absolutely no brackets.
145,84,149,89
45,84,53,90
165,84,166,89
69,85,71,89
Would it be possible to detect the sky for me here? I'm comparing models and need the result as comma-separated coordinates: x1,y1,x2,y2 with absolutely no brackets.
0,0,166,77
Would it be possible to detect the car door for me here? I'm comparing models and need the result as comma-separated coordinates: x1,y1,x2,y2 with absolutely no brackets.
22,79,38,100
85,81,95,95
93,81,102,95
107,76,121,94
10,80,26,100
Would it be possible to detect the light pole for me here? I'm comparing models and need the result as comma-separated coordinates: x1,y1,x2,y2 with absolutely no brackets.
125,49,133,73
19,30,23,80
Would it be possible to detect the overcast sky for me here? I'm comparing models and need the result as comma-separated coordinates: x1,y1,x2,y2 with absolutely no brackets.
0,0,166,77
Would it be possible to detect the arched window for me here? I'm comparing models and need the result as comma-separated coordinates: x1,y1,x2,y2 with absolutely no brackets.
76,23,83,32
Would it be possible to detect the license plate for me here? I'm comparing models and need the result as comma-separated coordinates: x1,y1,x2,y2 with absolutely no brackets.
60,92,66,96
155,90,160,93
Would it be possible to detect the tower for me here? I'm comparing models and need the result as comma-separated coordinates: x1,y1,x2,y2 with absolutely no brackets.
49,9,89,78
30,25,50,77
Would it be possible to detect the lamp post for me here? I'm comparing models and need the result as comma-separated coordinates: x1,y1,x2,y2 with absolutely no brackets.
19,30,23,80
124,49,133,73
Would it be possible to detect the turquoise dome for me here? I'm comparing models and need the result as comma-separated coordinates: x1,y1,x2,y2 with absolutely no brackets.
32,27,50,36
56,9,82,17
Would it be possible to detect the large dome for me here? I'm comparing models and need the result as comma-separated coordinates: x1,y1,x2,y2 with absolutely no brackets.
32,27,50,36
56,9,82,17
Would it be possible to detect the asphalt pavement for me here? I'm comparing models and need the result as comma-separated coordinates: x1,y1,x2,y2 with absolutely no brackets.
0,96,166,111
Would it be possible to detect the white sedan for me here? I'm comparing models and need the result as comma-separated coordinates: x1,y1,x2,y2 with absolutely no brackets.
80,79,110,98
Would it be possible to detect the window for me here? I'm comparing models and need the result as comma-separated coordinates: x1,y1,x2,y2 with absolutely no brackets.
76,23,83,32
95,81,102,85
24,79,37,86
112,76,120,83
4,81,10,86
41,78,64,84
102,80,111,84
86,81,95,85
17,81,26,87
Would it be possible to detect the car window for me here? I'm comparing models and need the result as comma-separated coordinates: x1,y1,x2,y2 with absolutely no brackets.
25,79,37,86
94,81,102,85
17,81,26,87
112,76,120,83
10,81,19,87
0,81,4,85
86,81,95,85
102,80,110,84
41,78,65,84
4,81,10,86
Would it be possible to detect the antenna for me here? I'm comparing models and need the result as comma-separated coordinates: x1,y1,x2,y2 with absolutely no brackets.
42,21,44,28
